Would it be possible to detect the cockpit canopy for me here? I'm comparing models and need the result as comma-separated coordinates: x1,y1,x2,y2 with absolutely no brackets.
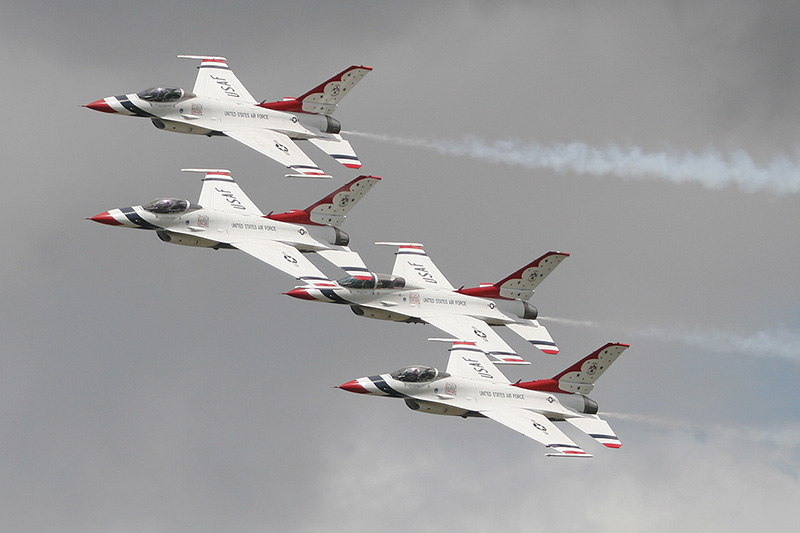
142,197,198,214
390,365,440,383
137,86,188,102
337,273,406,290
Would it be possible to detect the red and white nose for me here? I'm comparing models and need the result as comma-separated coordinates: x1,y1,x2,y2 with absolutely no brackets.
83,98,118,114
88,211,124,226
87,208,145,229
283,287,322,301
337,379,371,394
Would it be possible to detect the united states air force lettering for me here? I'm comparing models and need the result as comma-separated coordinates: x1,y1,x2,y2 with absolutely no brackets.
422,296,467,307
479,390,525,400
230,222,277,232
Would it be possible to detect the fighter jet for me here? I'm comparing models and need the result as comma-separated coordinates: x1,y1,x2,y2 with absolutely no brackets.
89,169,380,281
285,243,568,363
338,340,629,457
84,55,371,178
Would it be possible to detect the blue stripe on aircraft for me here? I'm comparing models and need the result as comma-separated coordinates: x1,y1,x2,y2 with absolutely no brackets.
120,207,161,230
116,96,156,118
319,289,352,305
369,376,405,398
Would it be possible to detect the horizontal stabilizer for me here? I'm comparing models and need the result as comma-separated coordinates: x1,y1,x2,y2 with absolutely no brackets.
308,136,363,169
565,416,622,449
505,322,559,356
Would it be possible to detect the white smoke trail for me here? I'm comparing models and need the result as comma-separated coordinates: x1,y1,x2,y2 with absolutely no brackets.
348,131,800,195
604,411,800,449
543,316,800,363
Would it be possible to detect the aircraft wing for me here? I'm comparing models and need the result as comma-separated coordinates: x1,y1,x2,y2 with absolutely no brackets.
314,248,371,279
445,342,510,384
376,242,454,289
223,129,332,178
232,240,333,284
422,315,528,365
178,55,257,103
481,409,592,457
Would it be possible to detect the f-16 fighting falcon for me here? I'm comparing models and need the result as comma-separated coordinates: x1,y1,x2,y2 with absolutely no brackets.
338,340,630,457
84,55,371,178
89,169,380,281
285,243,568,363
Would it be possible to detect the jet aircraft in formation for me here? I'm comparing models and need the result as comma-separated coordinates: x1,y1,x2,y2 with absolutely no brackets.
338,340,629,457
285,243,568,364
85,55,371,178
89,170,379,280
86,54,631,456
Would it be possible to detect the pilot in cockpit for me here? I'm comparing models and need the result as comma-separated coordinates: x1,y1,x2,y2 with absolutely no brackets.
142,198,191,214
136,86,187,103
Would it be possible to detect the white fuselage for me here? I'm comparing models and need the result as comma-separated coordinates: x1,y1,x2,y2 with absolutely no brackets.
101,91,328,140
296,284,525,325
346,372,592,421
99,203,338,253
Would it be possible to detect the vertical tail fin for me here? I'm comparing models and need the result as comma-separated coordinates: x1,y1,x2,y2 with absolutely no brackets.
258,65,373,115
266,175,381,227
515,342,630,394
456,251,569,300
183,169,264,216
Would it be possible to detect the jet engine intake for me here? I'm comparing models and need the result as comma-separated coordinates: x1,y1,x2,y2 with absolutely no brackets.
156,230,223,248
151,118,215,136
296,113,341,134
404,399,471,417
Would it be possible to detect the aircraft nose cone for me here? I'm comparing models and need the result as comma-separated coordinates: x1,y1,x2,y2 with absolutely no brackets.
337,380,370,394
283,288,316,301
84,98,116,113
88,211,122,226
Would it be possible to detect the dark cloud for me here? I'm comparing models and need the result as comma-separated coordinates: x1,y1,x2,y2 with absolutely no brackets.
2,1,799,531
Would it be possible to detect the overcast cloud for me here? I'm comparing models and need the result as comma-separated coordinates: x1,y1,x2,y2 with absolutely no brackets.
1,1,798,531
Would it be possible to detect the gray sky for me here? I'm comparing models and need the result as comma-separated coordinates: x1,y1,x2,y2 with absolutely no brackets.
2,1,799,531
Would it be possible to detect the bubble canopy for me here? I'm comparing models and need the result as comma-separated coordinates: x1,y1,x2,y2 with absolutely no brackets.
136,86,189,103
390,365,441,383
337,273,406,290
142,197,199,214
